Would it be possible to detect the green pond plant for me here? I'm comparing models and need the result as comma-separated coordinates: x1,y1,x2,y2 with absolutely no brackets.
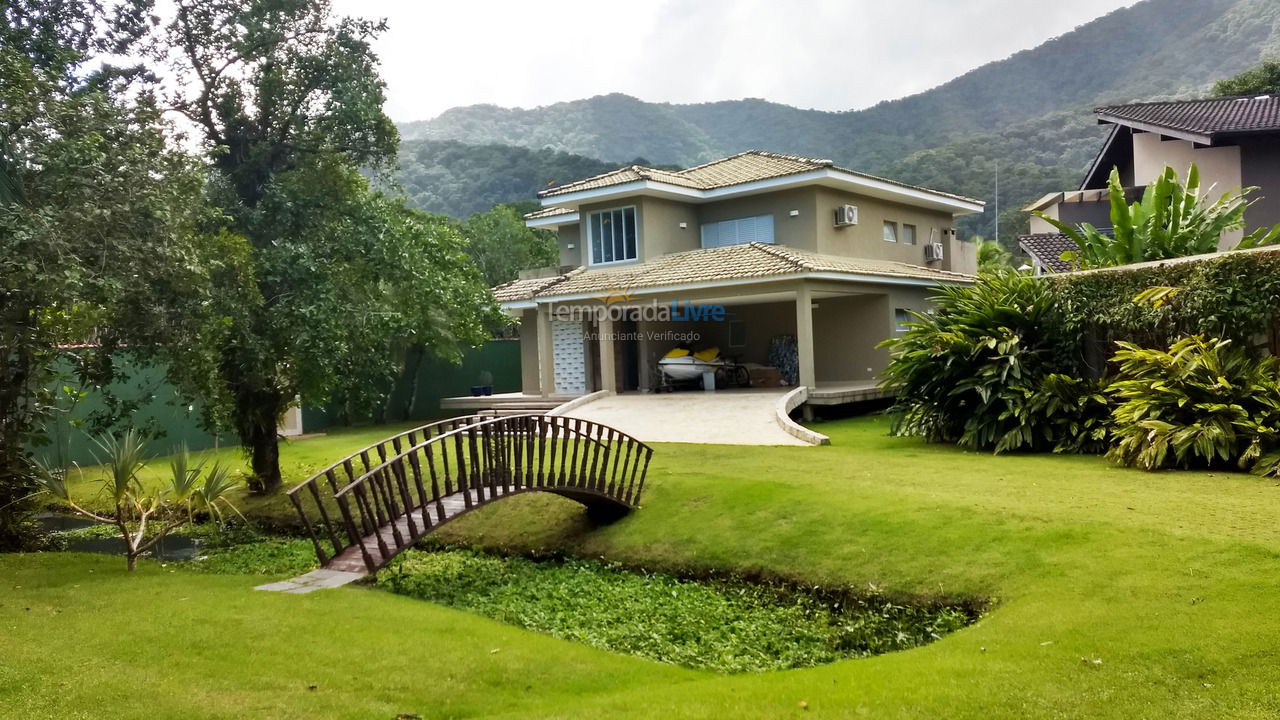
34,430,241,570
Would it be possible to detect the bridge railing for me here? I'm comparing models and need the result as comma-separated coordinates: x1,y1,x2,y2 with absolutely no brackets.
284,415,488,566
286,414,652,572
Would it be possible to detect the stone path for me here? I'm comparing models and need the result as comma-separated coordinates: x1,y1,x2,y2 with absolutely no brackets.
254,568,364,594
564,388,808,446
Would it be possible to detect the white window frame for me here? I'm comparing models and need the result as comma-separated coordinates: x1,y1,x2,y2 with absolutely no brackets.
586,205,639,266
700,214,775,248
894,308,913,333
883,221,898,243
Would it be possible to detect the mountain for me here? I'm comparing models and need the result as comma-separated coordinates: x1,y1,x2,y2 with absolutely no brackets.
396,0,1280,240
396,140,624,219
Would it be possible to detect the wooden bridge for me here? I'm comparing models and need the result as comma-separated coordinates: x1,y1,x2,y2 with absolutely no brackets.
286,414,653,575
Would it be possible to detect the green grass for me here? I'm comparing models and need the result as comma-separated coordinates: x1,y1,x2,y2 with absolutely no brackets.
8,415,1280,718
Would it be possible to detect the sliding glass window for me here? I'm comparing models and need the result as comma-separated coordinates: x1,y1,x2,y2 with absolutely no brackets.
588,206,638,265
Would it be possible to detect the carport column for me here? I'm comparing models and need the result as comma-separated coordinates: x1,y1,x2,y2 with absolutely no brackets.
795,284,816,390
598,316,617,393
537,303,555,397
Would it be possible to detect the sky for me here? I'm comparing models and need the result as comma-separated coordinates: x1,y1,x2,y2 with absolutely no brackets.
331,0,1142,123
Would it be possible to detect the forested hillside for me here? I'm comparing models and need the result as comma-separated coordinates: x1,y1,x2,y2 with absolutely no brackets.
396,0,1280,241
396,140,624,219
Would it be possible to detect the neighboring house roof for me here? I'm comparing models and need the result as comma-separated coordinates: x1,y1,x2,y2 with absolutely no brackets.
495,242,973,305
1095,95,1280,145
528,150,983,213
492,269,583,303
1017,233,1080,274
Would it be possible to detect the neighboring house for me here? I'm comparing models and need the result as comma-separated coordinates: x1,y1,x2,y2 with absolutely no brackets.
1020,95,1280,274
487,151,983,406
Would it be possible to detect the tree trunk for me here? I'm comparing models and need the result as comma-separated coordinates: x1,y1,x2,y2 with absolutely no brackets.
126,552,138,572
231,378,286,494
247,416,282,493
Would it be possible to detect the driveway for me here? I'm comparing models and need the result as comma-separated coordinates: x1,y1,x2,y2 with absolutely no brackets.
561,388,808,446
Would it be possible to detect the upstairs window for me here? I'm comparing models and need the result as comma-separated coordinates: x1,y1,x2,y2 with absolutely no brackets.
902,224,917,245
883,221,898,243
588,206,637,265
701,214,774,248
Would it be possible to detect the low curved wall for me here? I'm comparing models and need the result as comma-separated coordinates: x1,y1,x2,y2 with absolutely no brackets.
775,387,830,446
548,389,611,417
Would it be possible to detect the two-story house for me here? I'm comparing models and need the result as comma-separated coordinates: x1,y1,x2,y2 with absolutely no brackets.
1021,95,1280,273
490,151,983,408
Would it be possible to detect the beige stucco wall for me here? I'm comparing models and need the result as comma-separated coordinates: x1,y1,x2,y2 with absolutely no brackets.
550,185,966,269
557,224,581,267
1028,206,1058,234
813,187,957,265
809,285,934,382
573,197,700,265
696,187,820,251
637,197,700,259
518,308,541,395
1132,133,1244,248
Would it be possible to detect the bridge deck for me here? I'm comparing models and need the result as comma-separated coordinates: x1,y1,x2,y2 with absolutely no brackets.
288,414,653,577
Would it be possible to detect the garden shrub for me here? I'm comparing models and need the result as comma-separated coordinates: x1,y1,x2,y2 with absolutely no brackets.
1107,336,1280,475
1050,248,1280,374
880,271,1089,453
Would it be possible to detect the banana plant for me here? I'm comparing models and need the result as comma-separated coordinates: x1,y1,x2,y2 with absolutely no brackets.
1035,164,1280,269
34,430,242,571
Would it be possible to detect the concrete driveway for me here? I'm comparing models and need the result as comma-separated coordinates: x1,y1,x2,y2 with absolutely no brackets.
562,389,808,446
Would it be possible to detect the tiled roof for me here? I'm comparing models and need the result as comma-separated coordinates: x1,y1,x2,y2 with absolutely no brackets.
523,206,576,220
1018,233,1080,274
492,269,583,303
1096,95,1280,140
494,243,972,303
536,150,982,205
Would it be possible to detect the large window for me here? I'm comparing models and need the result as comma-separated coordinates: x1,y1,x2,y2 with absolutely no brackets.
701,214,774,248
588,206,637,265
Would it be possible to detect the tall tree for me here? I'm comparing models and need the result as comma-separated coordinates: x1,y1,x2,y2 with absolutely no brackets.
156,0,495,491
1213,60,1280,97
459,204,559,287
0,0,227,549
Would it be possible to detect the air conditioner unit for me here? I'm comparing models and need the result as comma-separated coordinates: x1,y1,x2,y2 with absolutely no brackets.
924,242,945,262
833,204,858,227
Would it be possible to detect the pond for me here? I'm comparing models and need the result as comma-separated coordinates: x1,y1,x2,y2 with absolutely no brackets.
377,549,984,674
36,513,203,562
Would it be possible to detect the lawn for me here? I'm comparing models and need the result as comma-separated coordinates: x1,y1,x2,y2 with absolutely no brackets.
56,421,425,527
7,416,1280,718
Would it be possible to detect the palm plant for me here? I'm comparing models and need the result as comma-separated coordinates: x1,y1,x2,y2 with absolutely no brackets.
34,430,242,570
1035,165,1280,269
1107,336,1280,474
880,271,1078,452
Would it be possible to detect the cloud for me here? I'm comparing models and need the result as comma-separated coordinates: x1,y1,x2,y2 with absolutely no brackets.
332,0,1140,122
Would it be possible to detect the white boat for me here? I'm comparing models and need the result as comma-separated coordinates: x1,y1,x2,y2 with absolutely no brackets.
658,355,724,382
